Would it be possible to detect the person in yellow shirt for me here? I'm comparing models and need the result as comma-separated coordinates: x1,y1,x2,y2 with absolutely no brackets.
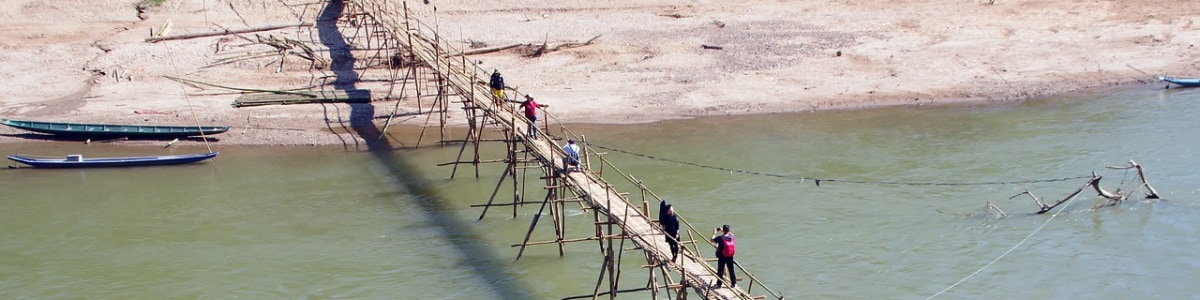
489,70,505,106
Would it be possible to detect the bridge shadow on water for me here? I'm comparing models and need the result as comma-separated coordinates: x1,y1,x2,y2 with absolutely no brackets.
317,1,533,297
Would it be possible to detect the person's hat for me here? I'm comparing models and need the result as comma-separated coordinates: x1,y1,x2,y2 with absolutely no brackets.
567,139,575,143
525,94,533,99
722,224,731,232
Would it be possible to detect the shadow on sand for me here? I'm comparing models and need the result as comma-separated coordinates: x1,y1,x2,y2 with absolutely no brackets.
317,1,533,298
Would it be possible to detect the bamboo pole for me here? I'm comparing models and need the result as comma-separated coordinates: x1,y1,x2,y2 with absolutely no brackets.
515,190,556,260
145,23,312,43
477,154,512,220
513,131,523,219
447,117,474,178
556,187,568,256
470,201,554,208
513,236,606,247
375,54,411,144
437,158,507,166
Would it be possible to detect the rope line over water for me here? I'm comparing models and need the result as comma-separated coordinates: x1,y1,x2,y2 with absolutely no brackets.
925,187,1082,299
589,143,1092,187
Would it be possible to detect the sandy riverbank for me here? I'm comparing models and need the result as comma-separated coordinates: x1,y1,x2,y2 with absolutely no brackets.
0,0,1196,146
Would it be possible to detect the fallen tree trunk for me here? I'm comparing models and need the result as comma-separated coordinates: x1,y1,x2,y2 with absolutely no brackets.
145,23,312,43
452,43,521,56
1035,176,1099,214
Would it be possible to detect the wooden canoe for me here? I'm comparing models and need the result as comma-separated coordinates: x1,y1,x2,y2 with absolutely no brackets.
1158,76,1200,88
1,119,229,139
7,152,219,168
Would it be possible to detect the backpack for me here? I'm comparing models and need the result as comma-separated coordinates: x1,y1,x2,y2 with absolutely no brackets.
720,234,736,257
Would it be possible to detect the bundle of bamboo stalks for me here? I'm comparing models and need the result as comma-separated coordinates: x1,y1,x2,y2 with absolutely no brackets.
232,89,372,107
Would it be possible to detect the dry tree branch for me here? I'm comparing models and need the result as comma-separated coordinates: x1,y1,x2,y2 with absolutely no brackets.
1105,160,1160,199
984,200,1006,218
145,23,312,43
1008,190,1047,211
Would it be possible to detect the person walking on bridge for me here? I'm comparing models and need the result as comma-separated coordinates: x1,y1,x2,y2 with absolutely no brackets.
659,200,680,263
712,224,737,288
561,138,581,173
489,70,505,106
521,94,542,139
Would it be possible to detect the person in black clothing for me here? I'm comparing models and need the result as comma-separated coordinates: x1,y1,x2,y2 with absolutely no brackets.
489,70,505,106
712,224,736,288
659,200,680,263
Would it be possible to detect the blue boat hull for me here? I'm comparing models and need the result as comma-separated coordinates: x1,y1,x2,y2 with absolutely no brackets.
1159,76,1200,87
1,119,229,139
7,152,219,168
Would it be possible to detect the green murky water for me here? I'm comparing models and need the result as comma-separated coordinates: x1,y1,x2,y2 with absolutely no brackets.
2,85,1199,299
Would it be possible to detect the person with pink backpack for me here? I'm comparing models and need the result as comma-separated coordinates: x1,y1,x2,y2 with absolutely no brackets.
711,224,736,288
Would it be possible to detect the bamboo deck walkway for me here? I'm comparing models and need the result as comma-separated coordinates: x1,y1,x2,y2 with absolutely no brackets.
346,1,779,298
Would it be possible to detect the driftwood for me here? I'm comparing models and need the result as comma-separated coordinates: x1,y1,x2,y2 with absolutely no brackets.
1008,190,1049,212
522,35,602,58
551,34,602,52
1105,160,1160,199
145,23,312,43
163,75,371,107
453,43,521,56
1089,172,1126,209
999,160,1162,215
229,3,250,27
530,35,549,57
983,200,1006,218
213,23,258,43
155,20,173,37
164,76,330,100
206,34,327,69
701,44,723,50
430,34,600,58
1018,176,1101,214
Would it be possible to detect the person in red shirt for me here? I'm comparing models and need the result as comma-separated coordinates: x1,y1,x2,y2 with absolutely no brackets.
521,94,540,139
711,224,736,288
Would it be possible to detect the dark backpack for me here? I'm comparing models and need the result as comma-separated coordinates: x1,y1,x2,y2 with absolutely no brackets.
490,73,504,89
720,234,736,257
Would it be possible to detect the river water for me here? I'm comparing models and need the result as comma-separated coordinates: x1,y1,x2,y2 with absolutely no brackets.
2,85,1198,299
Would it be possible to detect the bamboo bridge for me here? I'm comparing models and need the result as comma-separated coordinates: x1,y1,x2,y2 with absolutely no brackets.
338,1,785,299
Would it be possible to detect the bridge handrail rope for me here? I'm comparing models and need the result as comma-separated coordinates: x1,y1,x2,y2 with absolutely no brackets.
533,104,782,298
470,56,780,297
560,139,762,299
588,150,786,299
527,92,784,298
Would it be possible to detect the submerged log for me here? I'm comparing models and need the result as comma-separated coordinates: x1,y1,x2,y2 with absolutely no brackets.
995,160,1164,214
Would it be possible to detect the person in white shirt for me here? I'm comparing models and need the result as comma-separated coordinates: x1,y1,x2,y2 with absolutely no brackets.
561,139,580,173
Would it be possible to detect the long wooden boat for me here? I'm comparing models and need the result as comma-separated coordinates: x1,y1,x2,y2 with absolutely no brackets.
1158,76,1200,88
7,152,219,168
1,119,229,139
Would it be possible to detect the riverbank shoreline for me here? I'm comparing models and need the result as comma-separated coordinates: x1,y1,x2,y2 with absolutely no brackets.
0,0,1196,146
